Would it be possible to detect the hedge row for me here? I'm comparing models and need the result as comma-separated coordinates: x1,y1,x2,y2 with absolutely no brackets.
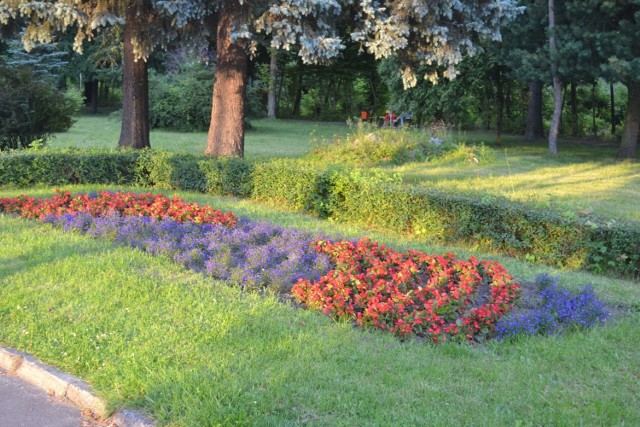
1,148,639,277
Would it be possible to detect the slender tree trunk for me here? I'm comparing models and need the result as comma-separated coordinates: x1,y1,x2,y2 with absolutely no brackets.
291,60,303,116
483,86,491,130
205,1,249,157
369,68,378,112
610,82,616,135
90,79,99,114
571,82,578,137
495,68,504,146
617,81,640,158
267,49,278,119
548,0,561,157
592,83,597,136
118,0,150,149
525,80,544,140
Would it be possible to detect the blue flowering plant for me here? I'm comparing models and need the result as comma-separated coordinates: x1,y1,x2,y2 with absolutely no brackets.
495,274,609,340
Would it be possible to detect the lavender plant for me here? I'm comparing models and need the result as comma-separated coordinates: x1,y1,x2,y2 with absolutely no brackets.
44,213,330,293
495,274,608,340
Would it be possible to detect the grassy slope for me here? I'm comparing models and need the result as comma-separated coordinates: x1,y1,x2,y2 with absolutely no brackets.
1,194,639,426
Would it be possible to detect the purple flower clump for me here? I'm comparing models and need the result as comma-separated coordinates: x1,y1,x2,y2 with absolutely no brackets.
45,213,330,293
495,274,608,340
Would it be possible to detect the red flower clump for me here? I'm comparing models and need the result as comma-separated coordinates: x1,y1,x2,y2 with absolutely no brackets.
0,190,237,227
292,238,520,343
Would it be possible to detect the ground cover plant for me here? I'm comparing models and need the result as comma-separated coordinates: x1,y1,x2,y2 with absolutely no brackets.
496,274,609,340
0,187,638,425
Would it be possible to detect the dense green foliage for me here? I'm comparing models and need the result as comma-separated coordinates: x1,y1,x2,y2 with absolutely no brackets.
2,148,640,277
148,65,213,132
0,64,82,150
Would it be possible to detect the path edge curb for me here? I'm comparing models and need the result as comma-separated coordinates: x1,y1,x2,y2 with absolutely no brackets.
0,346,155,427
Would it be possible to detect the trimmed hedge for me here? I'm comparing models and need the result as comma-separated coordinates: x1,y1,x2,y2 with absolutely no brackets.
1,148,639,277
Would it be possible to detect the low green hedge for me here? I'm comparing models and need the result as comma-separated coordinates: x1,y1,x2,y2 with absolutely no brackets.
1,148,639,277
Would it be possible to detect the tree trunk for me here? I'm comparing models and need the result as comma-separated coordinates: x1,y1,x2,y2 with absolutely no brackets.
548,0,561,157
117,0,150,150
610,82,616,135
525,80,544,140
267,49,278,119
571,82,578,137
90,79,99,114
617,81,640,158
291,60,303,116
205,1,249,157
482,85,491,130
592,82,597,136
495,68,504,146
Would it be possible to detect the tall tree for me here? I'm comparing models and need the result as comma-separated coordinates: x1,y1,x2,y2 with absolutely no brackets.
0,0,206,149
547,0,561,156
203,0,522,157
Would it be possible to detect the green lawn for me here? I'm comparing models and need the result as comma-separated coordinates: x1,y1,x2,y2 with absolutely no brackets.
1,186,639,426
383,132,640,220
52,115,348,159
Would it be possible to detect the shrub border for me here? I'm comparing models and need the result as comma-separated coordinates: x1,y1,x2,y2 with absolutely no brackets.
1,149,639,277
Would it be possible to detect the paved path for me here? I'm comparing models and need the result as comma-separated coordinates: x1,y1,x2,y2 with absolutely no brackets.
0,368,94,427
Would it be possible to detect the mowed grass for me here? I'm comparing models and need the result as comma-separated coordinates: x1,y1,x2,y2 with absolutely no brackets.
51,115,348,159
1,186,639,425
383,132,640,220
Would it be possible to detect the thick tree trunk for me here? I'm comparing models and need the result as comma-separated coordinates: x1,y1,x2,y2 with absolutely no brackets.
548,0,561,157
617,81,640,158
267,49,278,119
205,1,249,157
118,0,150,149
525,80,544,140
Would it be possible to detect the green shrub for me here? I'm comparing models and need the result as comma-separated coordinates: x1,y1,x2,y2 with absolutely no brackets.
136,150,206,192
198,157,253,197
309,122,455,166
0,148,140,186
0,65,82,150
251,159,322,212
149,65,214,132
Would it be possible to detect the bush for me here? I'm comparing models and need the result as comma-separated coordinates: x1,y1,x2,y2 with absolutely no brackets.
0,148,140,186
310,122,455,166
149,65,214,132
0,65,82,150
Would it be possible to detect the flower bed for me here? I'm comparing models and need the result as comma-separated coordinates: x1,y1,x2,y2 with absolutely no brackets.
0,190,237,227
1,191,610,343
292,238,520,343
